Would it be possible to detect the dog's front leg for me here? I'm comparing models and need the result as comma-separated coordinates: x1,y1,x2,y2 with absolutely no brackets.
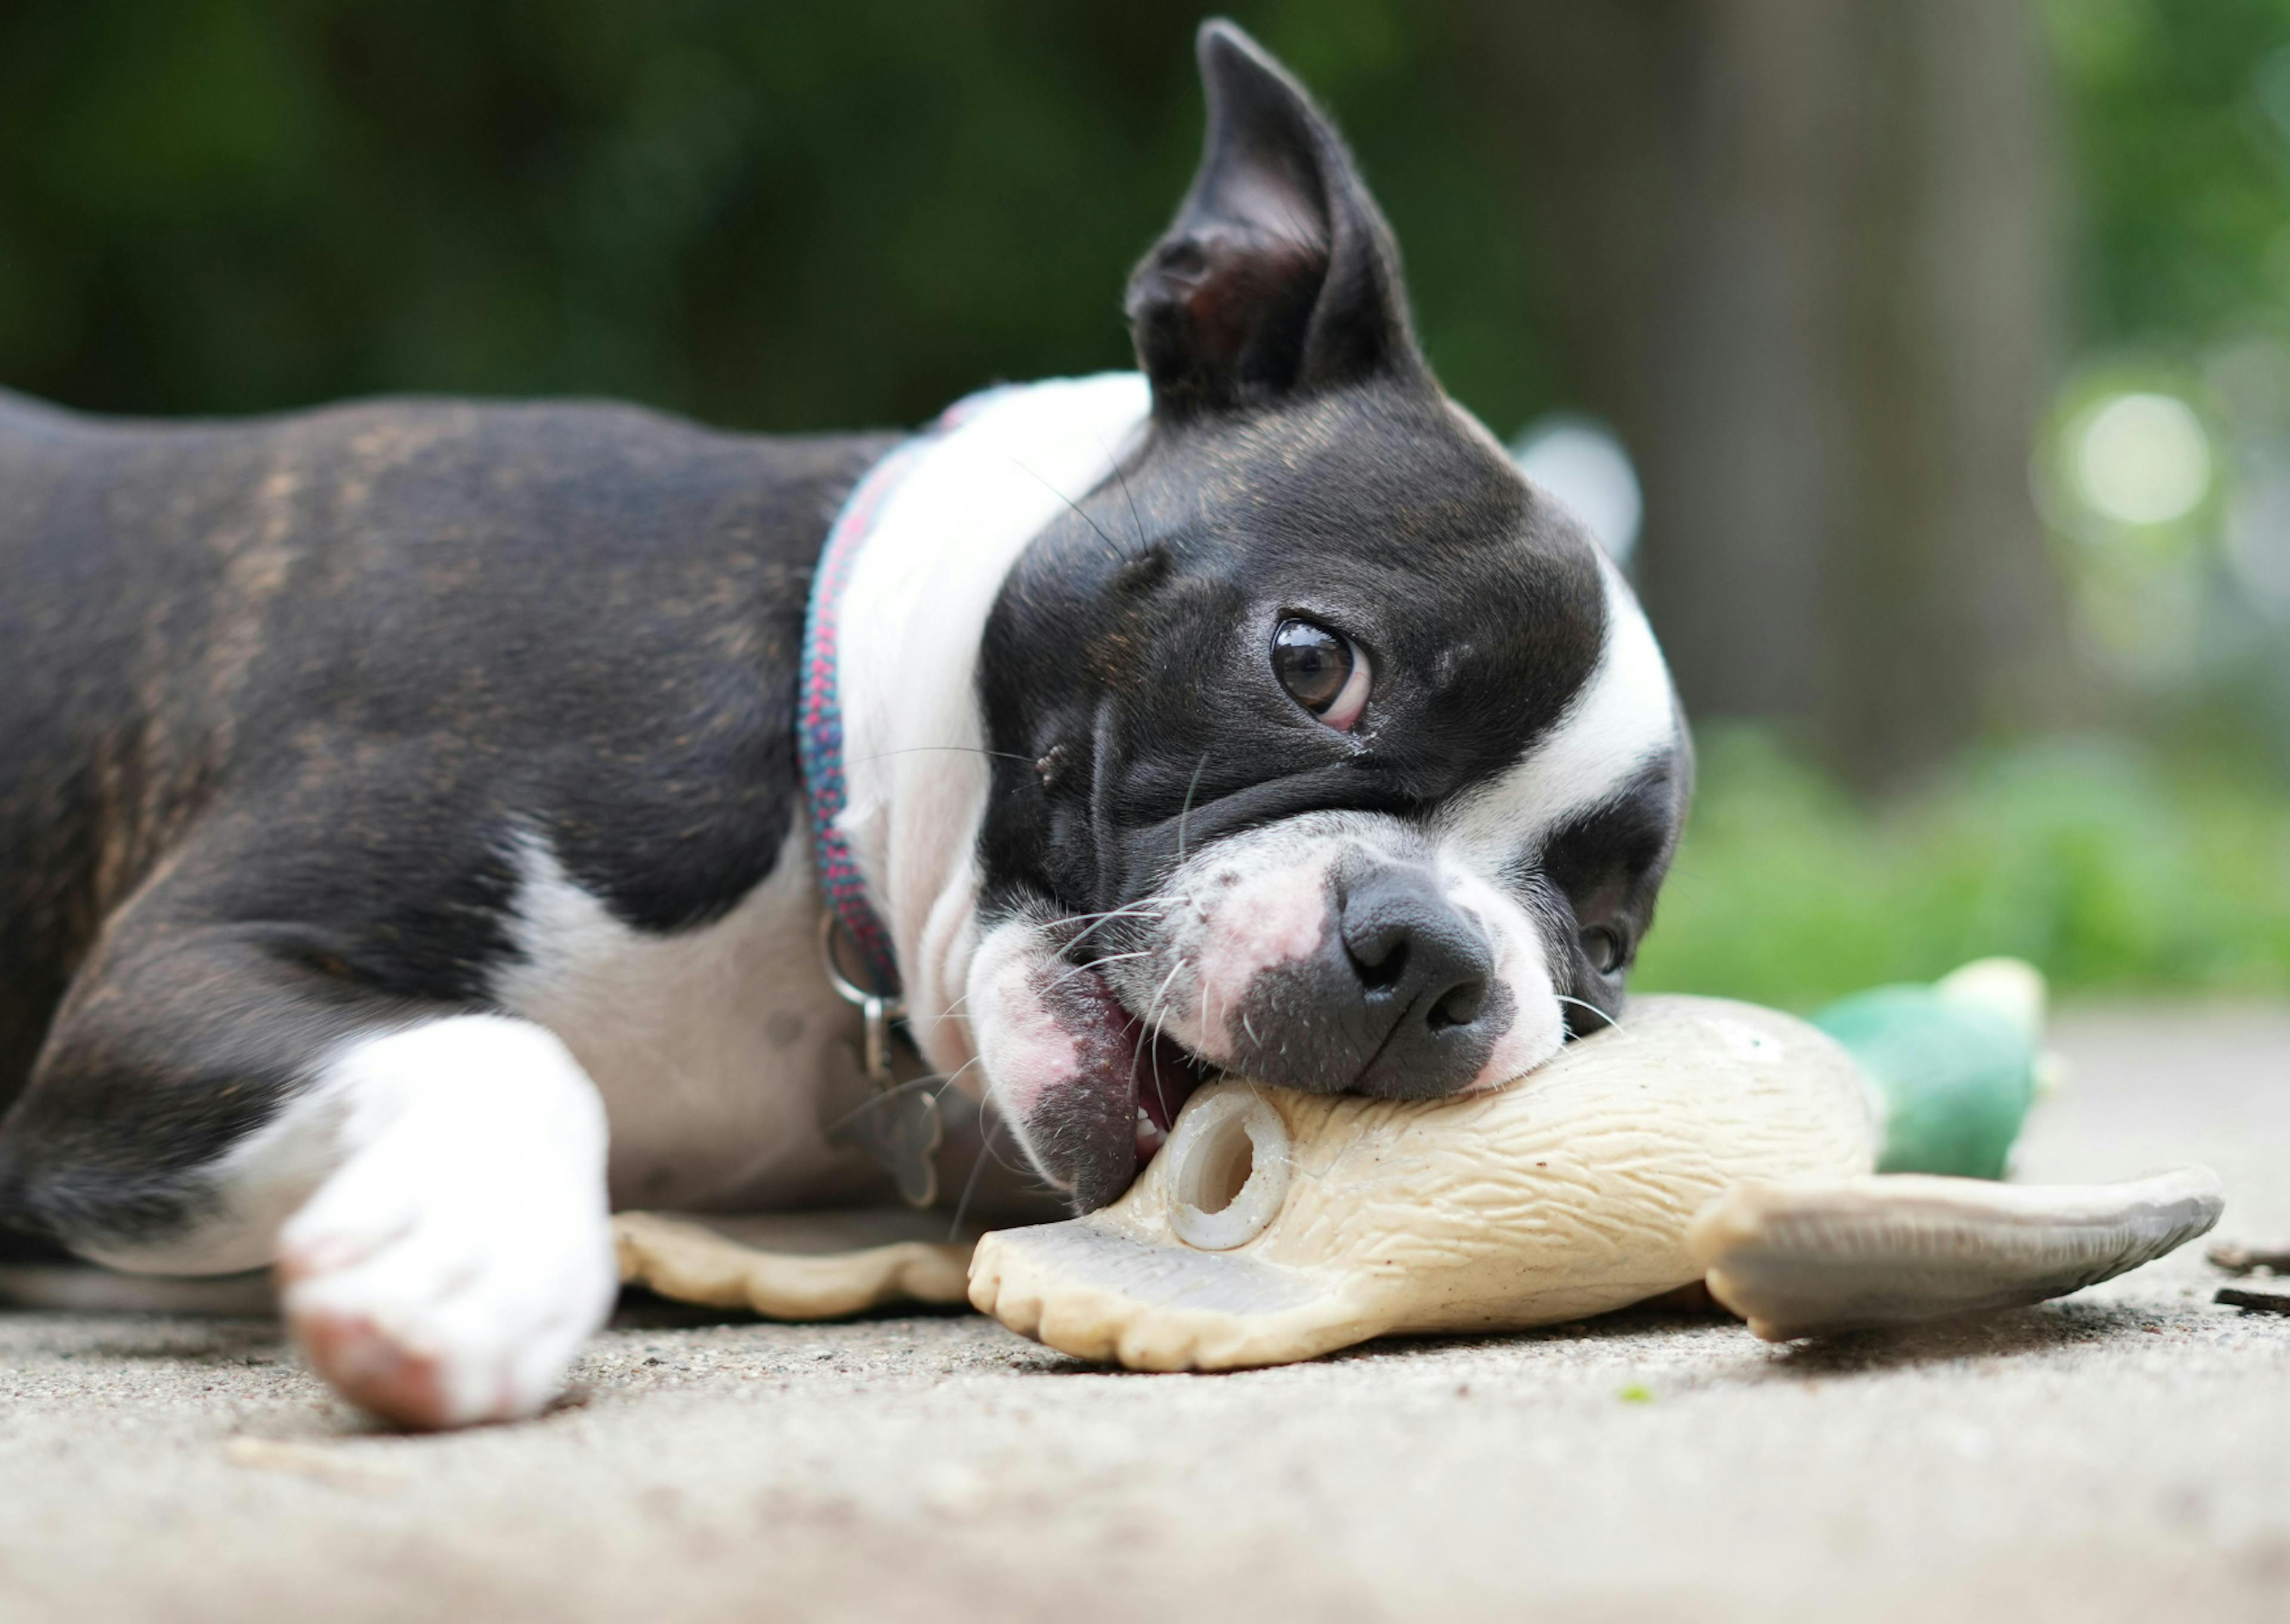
1,901,617,1430
274,1016,617,1429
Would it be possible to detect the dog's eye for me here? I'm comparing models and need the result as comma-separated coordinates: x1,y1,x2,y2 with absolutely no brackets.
1580,926,1626,977
1271,618,1371,732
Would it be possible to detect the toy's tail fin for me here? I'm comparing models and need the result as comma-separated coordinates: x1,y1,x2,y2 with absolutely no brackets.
1688,1164,2223,1340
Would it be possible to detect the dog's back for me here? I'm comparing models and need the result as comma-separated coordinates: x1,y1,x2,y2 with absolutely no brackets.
0,388,162,1113
0,389,887,1127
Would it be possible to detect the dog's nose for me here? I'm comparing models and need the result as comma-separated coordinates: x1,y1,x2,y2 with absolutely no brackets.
1223,857,1506,1098
1337,863,1497,1097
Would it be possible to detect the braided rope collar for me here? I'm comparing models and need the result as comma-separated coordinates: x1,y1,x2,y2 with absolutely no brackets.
796,386,1013,998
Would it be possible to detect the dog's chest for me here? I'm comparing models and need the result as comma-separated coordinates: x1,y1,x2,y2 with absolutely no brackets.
490,826,873,1211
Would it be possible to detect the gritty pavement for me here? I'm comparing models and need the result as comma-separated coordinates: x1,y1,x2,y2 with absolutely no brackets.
2,1004,2286,1624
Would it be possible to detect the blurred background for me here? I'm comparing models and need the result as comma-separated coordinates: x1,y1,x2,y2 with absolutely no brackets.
2,0,2286,1008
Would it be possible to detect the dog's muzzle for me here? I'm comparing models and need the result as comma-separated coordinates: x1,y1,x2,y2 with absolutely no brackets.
1223,853,1512,1098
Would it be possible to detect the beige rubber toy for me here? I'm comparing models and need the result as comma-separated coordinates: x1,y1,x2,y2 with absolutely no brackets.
621,968,2223,1371
614,1208,975,1321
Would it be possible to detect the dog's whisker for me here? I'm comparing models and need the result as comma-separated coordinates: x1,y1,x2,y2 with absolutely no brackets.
1554,994,1630,1039
1147,1012,1174,1124
1134,957,1186,1127
841,745,1033,768
1043,950,1149,994
1175,754,1209,869
1056,901,1170,956
814,1070,955,1138
1040,900,1167,930
932,1055,986,1100
1043,907,1165,946
1039,907,1153,930
914,984,982,1031
948,1109,1001,1241
1000,453,1125,568
1093,425,1150,552
980,1113,1036,1180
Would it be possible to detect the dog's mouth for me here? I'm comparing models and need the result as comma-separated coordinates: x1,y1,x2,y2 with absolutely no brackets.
1028,954,1219,1210
1123,1012,1217,1164
1097,973,1218,1173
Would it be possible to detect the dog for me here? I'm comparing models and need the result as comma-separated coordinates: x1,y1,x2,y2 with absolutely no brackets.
0,21,1688,1427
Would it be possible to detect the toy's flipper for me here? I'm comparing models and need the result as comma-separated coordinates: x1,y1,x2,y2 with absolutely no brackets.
1688,1166,2223,1341
614,1210,976,1319
967,1219,1372,1372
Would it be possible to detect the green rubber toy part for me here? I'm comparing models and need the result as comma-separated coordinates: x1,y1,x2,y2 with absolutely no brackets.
1812,984,2039,1181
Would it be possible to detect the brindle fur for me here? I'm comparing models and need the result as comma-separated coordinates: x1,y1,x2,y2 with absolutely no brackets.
0,386,890,1248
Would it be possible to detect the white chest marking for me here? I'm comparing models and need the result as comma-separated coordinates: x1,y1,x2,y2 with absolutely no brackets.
833,373,1154,1076
490,823,867,1211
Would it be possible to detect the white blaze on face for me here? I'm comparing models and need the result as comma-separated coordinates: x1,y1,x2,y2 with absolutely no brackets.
1438,547,1679,873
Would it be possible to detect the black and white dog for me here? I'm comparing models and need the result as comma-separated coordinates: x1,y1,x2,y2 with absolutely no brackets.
0,23,1688,1426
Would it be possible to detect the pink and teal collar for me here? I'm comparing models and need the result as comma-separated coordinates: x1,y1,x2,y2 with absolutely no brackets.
797,387,1014,997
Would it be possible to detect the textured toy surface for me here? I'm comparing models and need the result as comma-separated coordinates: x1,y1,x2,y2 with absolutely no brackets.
1691,1166,2225,1339
619,965,2222,1369
614,1210,973,1319
967,996,1881,1370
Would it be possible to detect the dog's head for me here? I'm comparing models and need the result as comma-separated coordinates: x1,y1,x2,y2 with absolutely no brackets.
849,22,1688,1211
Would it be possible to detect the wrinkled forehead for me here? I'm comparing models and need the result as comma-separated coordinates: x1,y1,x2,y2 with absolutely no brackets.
1147,388,1584,574
1043,387,1617,748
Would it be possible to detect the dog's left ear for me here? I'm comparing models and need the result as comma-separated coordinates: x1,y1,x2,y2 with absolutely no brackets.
1127,19,1422,416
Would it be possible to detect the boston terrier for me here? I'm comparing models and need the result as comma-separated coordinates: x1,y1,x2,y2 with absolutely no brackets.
0,21,1688,1427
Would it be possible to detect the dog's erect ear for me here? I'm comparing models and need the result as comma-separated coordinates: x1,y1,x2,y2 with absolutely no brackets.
1127,20,1422,416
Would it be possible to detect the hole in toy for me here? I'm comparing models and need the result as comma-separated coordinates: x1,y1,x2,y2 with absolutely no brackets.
1191,1124,1254,1215
1167,1091,1291,1251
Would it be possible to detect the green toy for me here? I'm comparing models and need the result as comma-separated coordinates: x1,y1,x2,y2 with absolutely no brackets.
1814,957,2051,1180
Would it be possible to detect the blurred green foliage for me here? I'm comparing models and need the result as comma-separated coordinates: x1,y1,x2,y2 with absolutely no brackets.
1636,730,2290,1008
10,0,2281,430
2038,0,2290,809
2045,0,2290,348
1642,2,2290,1006
0,0,1548,436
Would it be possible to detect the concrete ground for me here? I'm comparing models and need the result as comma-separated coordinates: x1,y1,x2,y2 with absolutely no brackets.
2,1004,2286,1624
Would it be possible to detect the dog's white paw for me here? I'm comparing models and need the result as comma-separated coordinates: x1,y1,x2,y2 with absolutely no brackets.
277,1016,618,1430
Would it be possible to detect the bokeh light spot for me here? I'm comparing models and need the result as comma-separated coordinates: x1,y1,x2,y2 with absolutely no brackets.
2071,392,2212,526
1511,417,1644,566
